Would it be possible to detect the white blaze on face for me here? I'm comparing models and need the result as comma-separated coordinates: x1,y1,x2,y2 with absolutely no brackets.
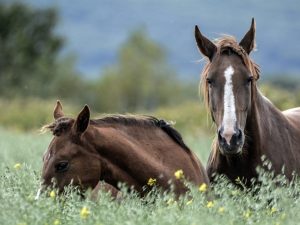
222,65,236,145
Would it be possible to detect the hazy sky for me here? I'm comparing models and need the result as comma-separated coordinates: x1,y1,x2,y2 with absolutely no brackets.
22,0,300,78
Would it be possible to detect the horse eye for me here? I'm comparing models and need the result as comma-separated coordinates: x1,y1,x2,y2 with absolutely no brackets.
206,78,213,85
55,161,69,173
247,76,253,83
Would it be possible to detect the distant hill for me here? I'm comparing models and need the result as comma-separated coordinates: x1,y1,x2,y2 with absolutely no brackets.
23,0,300,78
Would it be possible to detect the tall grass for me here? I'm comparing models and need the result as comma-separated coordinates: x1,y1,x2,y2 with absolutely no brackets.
1,129,300,225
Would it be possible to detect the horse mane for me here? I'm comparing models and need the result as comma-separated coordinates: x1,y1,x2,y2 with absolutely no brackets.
42,114,191,153
200,35,260,109
42,117,74,136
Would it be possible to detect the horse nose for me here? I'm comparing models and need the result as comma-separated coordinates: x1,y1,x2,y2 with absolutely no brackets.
218,128,243,147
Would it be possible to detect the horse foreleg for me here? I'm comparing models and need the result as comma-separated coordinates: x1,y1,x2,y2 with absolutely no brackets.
90,181,122,201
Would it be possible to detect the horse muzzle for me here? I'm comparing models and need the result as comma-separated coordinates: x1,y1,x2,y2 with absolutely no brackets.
218,127,244,155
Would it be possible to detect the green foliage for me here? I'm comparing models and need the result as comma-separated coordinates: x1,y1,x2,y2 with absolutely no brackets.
0,98,79,131
0,2,64,97
152,100,212,134
263,75,300,91
1,129,300,225
0,3,197,113
260,83,300,110
0,2,90,102
91,29,197,112
0,97,208,133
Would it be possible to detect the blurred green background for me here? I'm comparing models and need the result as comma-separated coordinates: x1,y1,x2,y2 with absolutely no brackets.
0,1,299,137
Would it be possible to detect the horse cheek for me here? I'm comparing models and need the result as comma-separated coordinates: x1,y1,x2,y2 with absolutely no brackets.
80,158,101,189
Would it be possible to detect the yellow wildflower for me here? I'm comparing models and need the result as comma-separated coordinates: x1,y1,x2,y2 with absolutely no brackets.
243,210,251,219
270,207,277,214
167,198,177,206
14,163,21,170
199,183,207,192
231,190,239,196
186,199,193,205
80,206,90,219
174,169,184,179
49,190,56,198
206,201,214,208
53,219,60,225
218,207,225,213
235,176,241,184
147,178,156,186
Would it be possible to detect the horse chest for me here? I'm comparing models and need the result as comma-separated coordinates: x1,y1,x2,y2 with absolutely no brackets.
208,153,258,185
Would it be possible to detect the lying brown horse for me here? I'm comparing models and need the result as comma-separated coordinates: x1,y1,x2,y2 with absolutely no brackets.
39,101,208,197
194,18,300,184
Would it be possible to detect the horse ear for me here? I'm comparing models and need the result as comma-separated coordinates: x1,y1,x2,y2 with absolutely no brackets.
239,18,256,54
195,25,217,61
54,100,64,119
73,105,90,134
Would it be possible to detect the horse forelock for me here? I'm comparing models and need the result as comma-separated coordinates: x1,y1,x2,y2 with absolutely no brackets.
41,117,74,136
200,35,260,111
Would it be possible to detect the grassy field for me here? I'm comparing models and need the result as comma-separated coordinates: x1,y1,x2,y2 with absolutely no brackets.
1,128,300,225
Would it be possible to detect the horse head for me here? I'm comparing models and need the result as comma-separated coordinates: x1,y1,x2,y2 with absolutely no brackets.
41,101,101,192
195,19,259,156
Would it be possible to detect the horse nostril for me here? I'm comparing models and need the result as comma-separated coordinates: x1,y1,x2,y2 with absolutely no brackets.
218,129,223,142
231,129,243,146
233,129,242,141
237,129,243,140
218,128,229,146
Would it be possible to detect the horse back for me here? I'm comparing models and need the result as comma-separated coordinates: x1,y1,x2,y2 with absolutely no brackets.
283,107,300,130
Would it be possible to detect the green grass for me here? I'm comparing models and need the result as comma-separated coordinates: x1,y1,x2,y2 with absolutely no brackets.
1,129,300,225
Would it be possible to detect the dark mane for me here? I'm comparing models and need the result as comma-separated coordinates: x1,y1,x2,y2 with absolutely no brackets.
92,115,191,151
42,114,191,152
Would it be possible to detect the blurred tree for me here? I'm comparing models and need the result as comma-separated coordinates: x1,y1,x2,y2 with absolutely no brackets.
92,29,197,112
0,2,64,96
0,1,90,103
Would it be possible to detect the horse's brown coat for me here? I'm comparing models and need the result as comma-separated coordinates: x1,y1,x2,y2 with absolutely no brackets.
195,19,300,184
41,101,209,196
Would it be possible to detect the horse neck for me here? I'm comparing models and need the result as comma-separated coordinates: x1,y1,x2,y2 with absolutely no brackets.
83,125,149,191
81,127,117,185
245,85,284,154
236,84,288,171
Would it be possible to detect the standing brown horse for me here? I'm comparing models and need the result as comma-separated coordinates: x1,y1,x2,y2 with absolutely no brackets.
194,18,300,184
40,101,208,197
